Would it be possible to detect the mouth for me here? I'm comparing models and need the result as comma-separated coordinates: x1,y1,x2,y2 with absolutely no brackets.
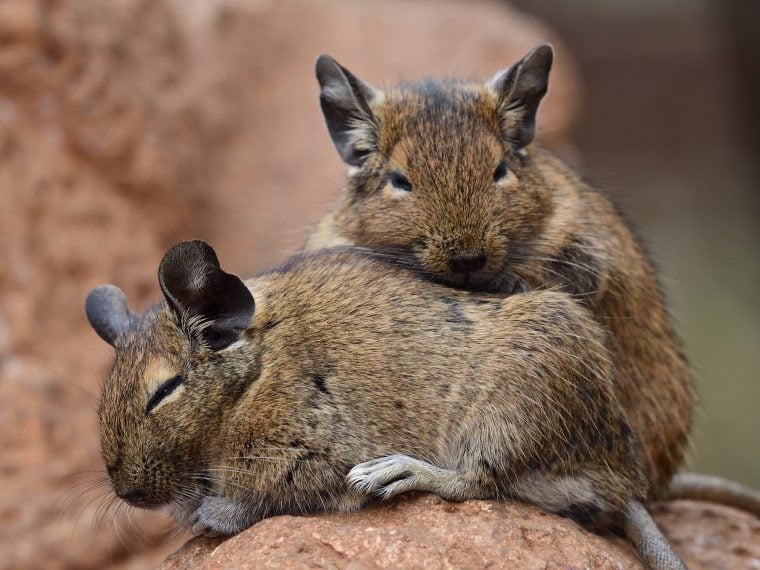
441,270,494,292
440,266,525,295
114,479,191,511
117,491,168,510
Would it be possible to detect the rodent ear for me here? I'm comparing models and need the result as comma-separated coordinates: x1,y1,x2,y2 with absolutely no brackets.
315,54,379,166
85,284,138,346
489,43,553,149
158,240,254,351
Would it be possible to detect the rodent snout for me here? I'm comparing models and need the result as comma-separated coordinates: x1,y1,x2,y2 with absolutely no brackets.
115,486,158,509
449,253,487,274
108,459,172,509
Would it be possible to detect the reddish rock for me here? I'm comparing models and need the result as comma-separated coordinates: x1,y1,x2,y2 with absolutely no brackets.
160,494,760,569
651,500,760,570
0,0,227,567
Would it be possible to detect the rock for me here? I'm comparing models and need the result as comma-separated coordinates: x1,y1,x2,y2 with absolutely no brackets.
0,0,223,567
651,500,760,570
160,494,760,569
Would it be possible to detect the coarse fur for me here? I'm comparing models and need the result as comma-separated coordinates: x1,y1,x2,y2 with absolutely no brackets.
308,45,694,496
90,242,646,533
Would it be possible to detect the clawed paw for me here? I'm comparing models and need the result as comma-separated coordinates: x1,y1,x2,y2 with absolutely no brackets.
190,495,251,537
347,454,435,500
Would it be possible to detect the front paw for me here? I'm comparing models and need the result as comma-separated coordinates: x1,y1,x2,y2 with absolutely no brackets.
168,498,202,530
191,495,254,537
347,454,430,500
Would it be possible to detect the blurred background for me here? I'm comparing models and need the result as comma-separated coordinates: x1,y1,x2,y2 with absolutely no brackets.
0,0,756,568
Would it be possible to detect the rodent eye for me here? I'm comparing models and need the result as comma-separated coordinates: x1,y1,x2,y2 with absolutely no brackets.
389,171,412,192
493,160,508,183
146,375,184,414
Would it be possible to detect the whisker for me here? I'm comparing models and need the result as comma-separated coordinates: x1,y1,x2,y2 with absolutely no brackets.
58,478,112,513
187,473,250,493
221,456,318,463
38,361,100,403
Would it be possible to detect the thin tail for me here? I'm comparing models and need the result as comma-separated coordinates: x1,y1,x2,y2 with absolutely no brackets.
665,472,760,516
623,500,686,570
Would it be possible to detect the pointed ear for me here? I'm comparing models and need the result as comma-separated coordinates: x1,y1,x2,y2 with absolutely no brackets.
85,284,138,346
315,54,379,166
158,240,254,350
490,43,554,149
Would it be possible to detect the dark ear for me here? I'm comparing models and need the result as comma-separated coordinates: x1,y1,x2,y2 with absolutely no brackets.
158,240,254,350
315,54,379,166
85,284,138,346
490,43,554,149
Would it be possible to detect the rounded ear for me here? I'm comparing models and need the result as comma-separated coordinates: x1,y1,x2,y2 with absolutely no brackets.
489,43,554,149
158,240,254,350
85,284,138,346
315,54,379,166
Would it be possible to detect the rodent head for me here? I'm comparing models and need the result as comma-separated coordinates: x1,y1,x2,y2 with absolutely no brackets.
316,45,555,291
85,241,256,510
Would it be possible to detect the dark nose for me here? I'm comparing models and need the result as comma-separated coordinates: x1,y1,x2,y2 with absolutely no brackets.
449,253,487,274
116,487,153,508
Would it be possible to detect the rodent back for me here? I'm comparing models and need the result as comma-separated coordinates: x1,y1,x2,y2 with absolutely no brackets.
202,246,645,513
88,242,643,515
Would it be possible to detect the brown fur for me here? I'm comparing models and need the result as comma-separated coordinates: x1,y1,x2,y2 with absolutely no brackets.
93,244,645,536
308,51,694,496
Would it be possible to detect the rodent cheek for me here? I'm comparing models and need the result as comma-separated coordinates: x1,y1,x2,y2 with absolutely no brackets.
381,181,412,200
100,438,118,473
365,202,419,246
497,168,519,188
414,236,451,276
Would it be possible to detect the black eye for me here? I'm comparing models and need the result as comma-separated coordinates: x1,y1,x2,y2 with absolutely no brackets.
389,171,412,192
146,375,184,414
493,160,508,182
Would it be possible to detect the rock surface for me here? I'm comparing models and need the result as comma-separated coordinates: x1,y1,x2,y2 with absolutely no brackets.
160,494,760,569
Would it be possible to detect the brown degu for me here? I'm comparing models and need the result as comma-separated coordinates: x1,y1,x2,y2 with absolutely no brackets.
87,240,683,569
308,44,694,496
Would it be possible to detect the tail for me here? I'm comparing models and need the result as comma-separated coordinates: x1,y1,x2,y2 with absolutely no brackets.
664,471,760,516
623,500,686,570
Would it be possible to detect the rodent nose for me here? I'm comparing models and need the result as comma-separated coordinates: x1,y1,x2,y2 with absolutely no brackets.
449,253,487,274
116,487,153,508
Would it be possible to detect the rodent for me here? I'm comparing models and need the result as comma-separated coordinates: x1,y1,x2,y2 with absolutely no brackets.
86,240,683,569
309,44,760,524
307,44,694,496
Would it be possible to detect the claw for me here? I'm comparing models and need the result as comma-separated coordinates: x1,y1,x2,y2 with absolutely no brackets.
191,495,252,537
347,454,444,500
